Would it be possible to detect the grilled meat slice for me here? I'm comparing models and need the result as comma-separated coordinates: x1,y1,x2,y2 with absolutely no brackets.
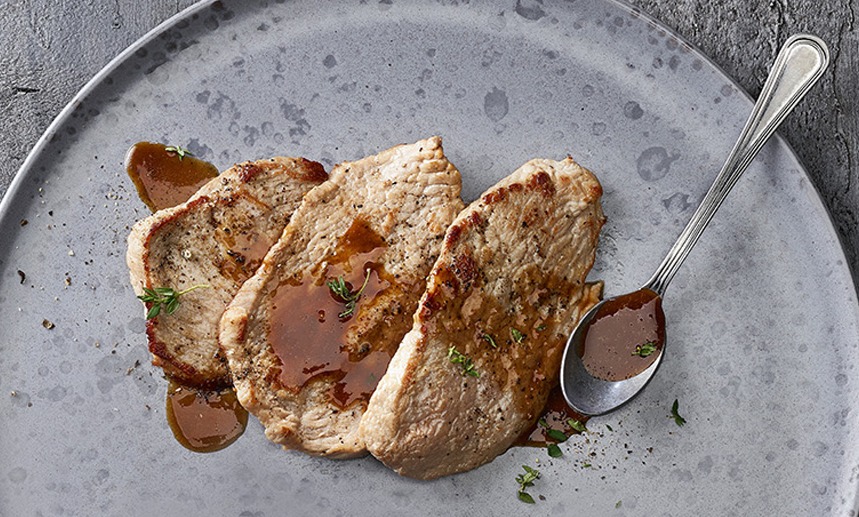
219,137,464,458
127,157,326,388
360,157,604,479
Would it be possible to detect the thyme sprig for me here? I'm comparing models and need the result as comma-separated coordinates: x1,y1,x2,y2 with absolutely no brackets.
327,269,371,318
515,465,541,504
137,284,209,319
671,399,686,427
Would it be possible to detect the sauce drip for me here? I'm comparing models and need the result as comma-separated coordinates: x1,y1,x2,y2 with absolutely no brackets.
578,288,665,381
515,386,589,446
165,381,248,453
125,141,218,211
269,219,399,408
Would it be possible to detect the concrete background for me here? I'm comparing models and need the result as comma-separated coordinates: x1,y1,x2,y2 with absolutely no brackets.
1,0,857,281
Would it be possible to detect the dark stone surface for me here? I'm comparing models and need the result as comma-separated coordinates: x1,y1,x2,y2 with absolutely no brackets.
2,0,856,282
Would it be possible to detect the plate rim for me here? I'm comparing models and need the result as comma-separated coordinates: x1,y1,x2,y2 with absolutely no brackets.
1,0,856,512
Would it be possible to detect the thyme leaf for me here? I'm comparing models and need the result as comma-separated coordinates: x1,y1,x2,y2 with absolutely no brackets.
671,399,686,427
482,333,497,349
567,418,587,434
632,341,658,357
164,145,193,160
539,418,569,442
510,327,525,343
448,346,479,377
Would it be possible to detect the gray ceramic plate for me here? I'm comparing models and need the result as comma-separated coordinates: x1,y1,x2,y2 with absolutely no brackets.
1,0,857,515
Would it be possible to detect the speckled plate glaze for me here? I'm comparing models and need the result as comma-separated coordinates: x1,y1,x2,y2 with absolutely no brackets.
1,0,858,515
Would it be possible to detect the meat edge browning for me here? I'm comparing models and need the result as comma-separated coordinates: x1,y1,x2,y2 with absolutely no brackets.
219,137,464,458
127,156,327,389
360,156,605,479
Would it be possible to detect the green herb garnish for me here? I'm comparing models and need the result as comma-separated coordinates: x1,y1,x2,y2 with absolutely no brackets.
511,327,525,343
632,341,658,357
546,428,568,442
164,145,193,160
582,462,592,468
518,491,535,504
538,419,568,456
327,269,371,318
671,399,686,427
515,465,540,504
537,418,567,442
605,424,614,432
567,418,587,434
137,284,210,319
482,333,497,349
448,346,479,377
536,324,547,332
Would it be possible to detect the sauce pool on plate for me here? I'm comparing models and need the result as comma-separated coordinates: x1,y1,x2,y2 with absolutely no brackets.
165,381,248,453
126,141,218,211
516,386,589,447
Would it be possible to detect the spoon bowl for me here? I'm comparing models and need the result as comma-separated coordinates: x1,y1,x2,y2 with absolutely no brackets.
561,291,665,416
560,34,830,416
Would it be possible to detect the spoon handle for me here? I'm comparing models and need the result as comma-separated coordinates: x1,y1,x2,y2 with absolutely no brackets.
644,34,830,297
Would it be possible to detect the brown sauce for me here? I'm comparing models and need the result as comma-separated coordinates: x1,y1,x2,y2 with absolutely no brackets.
268,218,403,408
515,385,589,446
216,221,277,285
165,381,248,453
578,288,665,381
125,141,218,211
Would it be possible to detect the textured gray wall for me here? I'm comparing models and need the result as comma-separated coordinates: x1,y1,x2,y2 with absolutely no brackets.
2,0,857,280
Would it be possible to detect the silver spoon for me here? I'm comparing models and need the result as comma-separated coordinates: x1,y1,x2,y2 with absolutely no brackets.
560,34,830,416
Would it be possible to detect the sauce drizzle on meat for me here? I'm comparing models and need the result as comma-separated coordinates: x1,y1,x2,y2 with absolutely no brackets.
268,218,405,408
578,288,665,381
125,141,218,211
165,381,248,453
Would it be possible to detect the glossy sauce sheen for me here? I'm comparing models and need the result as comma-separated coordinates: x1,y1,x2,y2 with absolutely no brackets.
268,219,404,408
578,288,665,381
125,141,218,211
216,219,276,285
515,386,589,446
165,381,248,453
